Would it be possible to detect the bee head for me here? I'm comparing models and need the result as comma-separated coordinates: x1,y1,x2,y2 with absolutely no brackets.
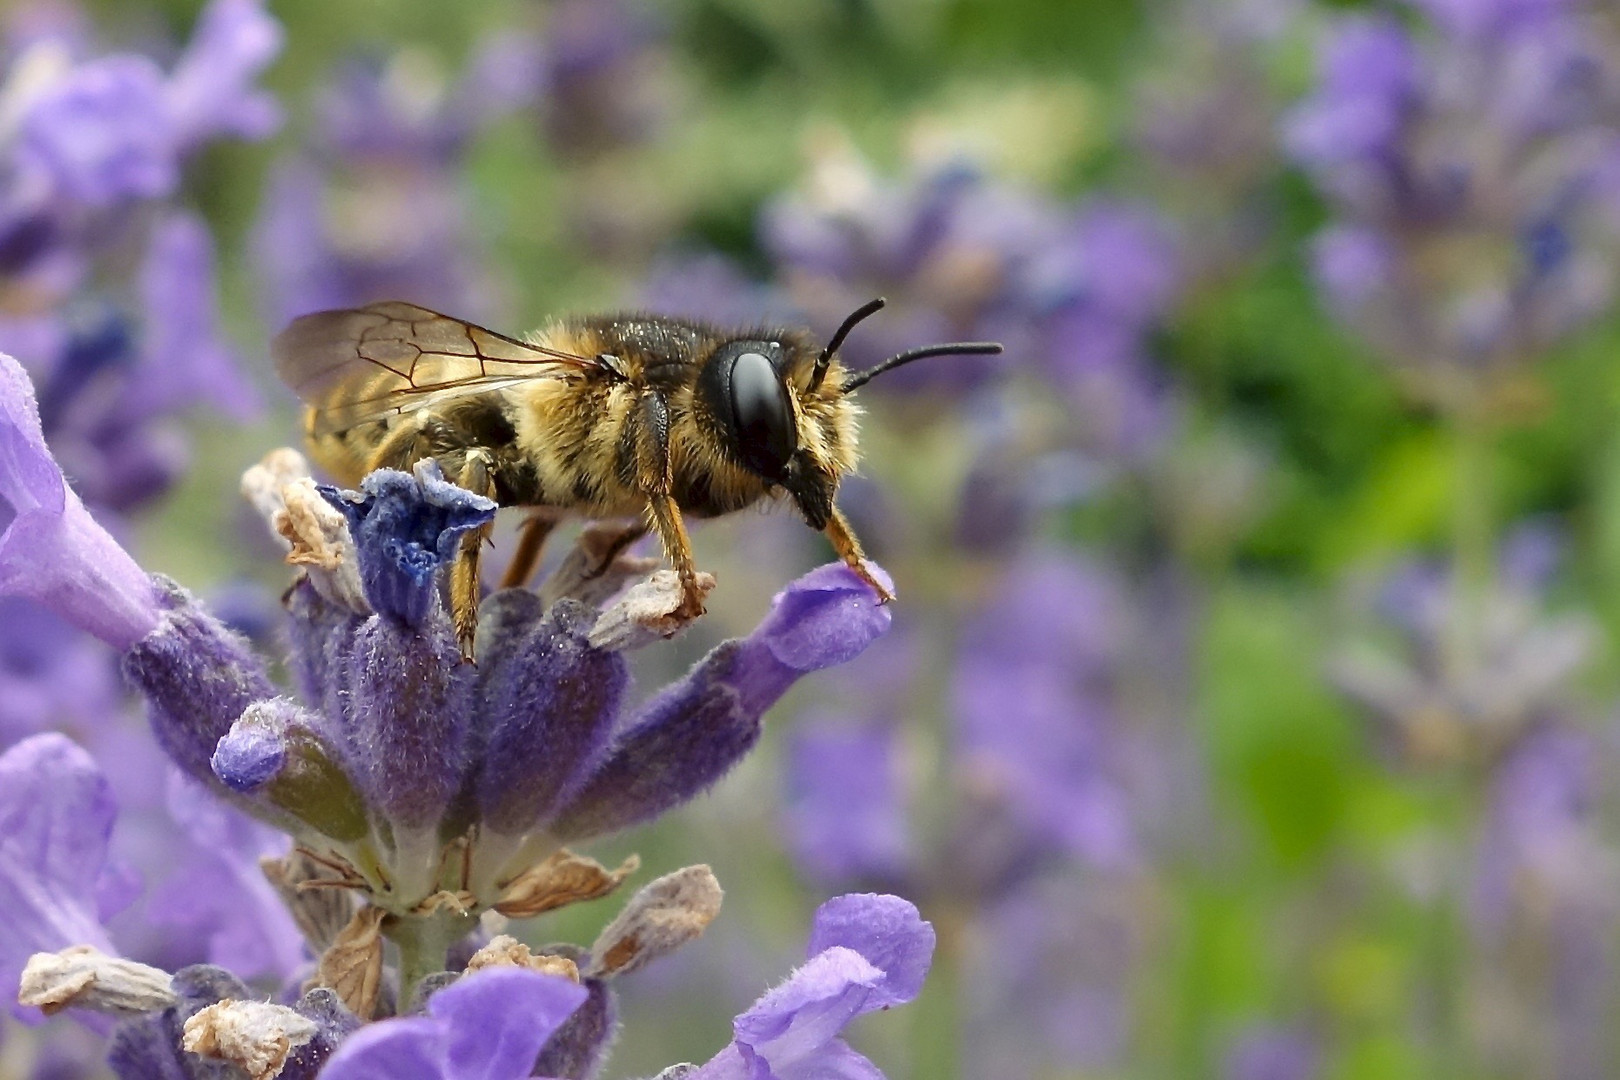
694,298,1001,529
694,331,847,529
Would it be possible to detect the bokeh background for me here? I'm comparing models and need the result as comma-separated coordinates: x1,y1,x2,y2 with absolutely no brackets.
8,0,1620,1076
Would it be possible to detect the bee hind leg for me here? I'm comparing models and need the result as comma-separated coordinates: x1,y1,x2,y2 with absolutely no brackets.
499,510,563,589
451,450,499,660
824,506,895,604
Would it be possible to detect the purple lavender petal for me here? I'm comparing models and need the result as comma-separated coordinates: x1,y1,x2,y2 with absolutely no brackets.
319,466,495,627
319,968,587,1080
15,56,178,207
736,562,894,711
474,599,627,835
692,893,934,1080
803,893,934,1011
307,1017,441,1080
121,579,275,787
0,734,118,1023
211,698,368,843
0,353,160,649
694,949,883,1080
163,0,284,151
549,563,891,841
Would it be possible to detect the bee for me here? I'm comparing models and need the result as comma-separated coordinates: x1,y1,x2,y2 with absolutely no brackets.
273,297,1001,654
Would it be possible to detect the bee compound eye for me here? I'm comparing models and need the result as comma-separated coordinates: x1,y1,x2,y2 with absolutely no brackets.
728,349,797,478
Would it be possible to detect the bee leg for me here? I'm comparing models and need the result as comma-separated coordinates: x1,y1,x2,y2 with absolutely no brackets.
630,388,706,619
451,450,499,660
824,506,895,603
498,510,562,589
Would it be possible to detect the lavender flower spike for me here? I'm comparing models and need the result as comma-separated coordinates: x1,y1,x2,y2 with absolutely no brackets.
0,352,160,650
691,893,936,1080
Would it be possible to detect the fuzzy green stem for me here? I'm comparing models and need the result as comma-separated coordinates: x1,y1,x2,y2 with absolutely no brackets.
384,909,474,1011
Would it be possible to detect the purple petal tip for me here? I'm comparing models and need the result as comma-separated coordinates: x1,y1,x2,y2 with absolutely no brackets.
755,562,894,672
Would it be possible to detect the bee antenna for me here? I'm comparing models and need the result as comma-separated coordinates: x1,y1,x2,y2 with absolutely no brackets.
840,340,1004,393
810,297,887,392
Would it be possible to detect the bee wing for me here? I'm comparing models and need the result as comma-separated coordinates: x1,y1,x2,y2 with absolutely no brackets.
273,300,598,437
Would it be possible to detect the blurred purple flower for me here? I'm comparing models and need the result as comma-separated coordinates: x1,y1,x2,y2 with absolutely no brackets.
128,211,260,422
253,39,531,326
1473,725,1617,931
636,251,800,327
1224,1026,1319,1080
953,550,1138,870
1026,203,1181,461
783,716,911,887
965,872,1138,1076
1285,1,1620,389
142,773,305,981
1330,529,1597,764
14,56,177,208
540,0,672,160
0,598,123,747
0,733,121,1025
163,0,283,150
762,150,1056,395
691,893,935,1080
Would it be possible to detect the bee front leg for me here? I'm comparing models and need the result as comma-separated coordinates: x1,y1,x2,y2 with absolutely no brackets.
452,450,499,659
630,389,706,619
645,493,706,619
824,506,895,604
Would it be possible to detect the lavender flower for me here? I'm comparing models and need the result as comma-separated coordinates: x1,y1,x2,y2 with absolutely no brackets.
687,893,934,1080
1285,0,1620,396
1131,0,1299,282
3,340,906,1072
1330,529,1597,764
539,0,672,161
